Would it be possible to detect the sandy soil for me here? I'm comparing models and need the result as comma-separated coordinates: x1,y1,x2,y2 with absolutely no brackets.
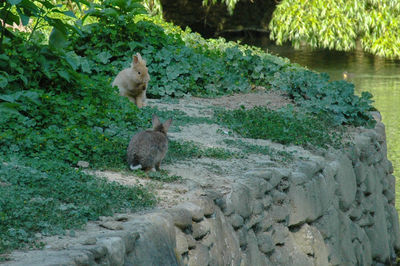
92,88,313,209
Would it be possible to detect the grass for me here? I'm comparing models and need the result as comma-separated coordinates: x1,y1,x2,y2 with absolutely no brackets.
133,169,183,183
0,157,155,254
214,106,343,149
165,140,241,163
222,139,294,163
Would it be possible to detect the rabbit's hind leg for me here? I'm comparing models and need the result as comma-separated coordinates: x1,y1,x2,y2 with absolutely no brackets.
155,162,161,171
140,158,155,172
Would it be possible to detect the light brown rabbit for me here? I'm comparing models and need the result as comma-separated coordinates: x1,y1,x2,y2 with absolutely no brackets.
112,53,150,108
127,115,173,172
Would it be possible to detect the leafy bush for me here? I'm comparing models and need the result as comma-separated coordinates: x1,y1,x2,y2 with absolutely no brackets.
270,68,376,127
69,12,290,98
215,106,342,148
0,37,80,94
0,0,81,50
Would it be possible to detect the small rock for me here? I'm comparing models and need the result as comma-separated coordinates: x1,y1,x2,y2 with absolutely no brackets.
175,229,189,255
262,195,272,209
99,216,112,222
77,161,89,168
177,202,204,221
99,221,123,230
188,244,210,266
82,237,97,245
194,196,215,216
214,197,227,212
271,190,286,204
371,111,382,122
123,232,139,253
204,189,224,201
115,214,129,222
245,215,263,230
349,204,362,221
74,253,91,265
296,160,322,177
271,224,289,245
257,232,274,254
244,169,273,180
358,214,374,227
240,174,272,198
229,213,244,229
186,234,196,248
276,178,290,191
253,201,263,215
166,207,193,229
192,220,210,240
98,237,125,266
257,215,274,232
237,227,248,247
229,184,252,218
290,172,307,186
270,205,289,223
89,245,108,258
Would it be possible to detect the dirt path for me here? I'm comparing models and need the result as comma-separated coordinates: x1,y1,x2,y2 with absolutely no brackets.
93,89,315,209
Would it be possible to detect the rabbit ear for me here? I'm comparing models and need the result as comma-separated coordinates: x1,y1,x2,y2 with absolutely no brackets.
133,54,139,64
152,115,161,128
136,53,143,60
163,118,173,132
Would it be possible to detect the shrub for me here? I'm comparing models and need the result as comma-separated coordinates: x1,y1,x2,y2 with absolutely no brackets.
271,67,376,127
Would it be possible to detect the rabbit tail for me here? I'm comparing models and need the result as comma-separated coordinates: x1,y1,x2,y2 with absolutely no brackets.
130,164,142,170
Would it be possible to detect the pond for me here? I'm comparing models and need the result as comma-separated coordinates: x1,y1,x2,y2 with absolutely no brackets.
243,37,400,210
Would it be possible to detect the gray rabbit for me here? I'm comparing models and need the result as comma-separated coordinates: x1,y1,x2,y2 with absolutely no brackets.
127,115,173,172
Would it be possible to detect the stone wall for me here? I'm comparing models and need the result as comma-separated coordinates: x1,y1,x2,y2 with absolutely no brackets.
7,115,400,265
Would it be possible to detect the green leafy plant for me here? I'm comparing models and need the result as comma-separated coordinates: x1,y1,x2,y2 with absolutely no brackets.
0,38,80,95
0,157,155,253
202,0,239,14
0,0,84,51
70,12,290,98
270,67,376,127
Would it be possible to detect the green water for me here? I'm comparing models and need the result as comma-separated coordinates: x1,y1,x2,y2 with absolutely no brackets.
247,39,400,209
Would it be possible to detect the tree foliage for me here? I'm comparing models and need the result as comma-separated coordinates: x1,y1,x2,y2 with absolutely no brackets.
204,0,400,58
269,0,400,58
202,0,239,14
0,0,85,51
